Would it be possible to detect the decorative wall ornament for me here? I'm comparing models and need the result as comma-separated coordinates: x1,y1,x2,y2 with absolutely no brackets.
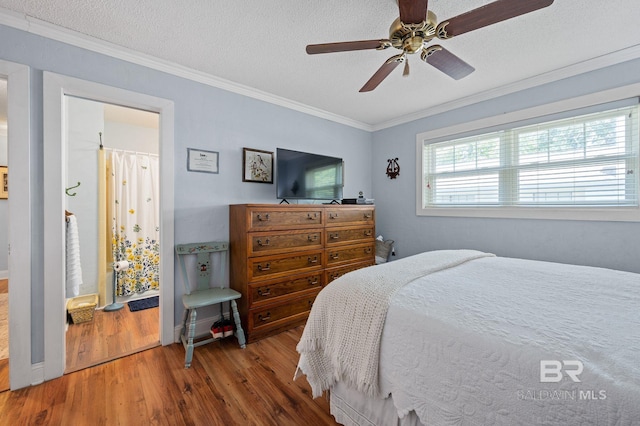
386,158,400,179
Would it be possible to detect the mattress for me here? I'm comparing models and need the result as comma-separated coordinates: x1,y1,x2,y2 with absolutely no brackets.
307,254,640,425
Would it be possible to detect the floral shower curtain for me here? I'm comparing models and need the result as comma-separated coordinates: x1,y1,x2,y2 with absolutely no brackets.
109,150,160,296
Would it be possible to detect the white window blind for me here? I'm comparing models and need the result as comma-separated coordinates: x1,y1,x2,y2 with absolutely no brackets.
422,105,639,209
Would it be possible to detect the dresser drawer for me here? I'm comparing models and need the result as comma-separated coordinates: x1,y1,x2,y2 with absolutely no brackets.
326,242,375,267
248,250,323,281
249,272,323,306
325,225,374,247
248,229,323,257
325,260,375,284
249,293,318,330
249,209,323,230
325,207,374,226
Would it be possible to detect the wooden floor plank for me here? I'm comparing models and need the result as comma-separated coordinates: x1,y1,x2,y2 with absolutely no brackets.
0,326,338,425
65,305,160,373
0,358,8,392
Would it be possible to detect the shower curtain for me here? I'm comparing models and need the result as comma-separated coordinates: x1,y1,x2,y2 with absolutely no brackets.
109,150,160,296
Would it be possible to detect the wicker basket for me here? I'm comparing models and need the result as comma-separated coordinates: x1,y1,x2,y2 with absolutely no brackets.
67,294,98,324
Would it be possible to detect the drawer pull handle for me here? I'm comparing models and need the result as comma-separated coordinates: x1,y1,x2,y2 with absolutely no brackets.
308,234,318,242
364,230,372,237
308,301,313,308
364,248,372,254
257,288,271,297
331,273,341,280
308,256,318,264
330,253,339,260
257,263,271,272
257,213,270,221
330,233,340,240
257,238,270,247
259,313,271,322
329,213,338,219
364,213,372,219
307,213,318,220
308,279,319,285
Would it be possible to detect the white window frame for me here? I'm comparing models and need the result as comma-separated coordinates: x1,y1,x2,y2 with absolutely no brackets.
416,83,640,222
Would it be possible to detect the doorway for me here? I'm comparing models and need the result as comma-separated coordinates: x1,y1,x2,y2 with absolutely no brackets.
64,97,162,373
43,72,175,381
0,77,7,390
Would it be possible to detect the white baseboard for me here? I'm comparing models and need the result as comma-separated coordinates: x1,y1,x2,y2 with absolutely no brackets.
0,270,8,279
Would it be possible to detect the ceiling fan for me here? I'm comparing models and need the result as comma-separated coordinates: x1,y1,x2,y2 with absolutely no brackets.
306,0,554,92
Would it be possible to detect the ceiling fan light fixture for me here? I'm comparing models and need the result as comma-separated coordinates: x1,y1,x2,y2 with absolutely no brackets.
403,35,424,54
306,0,555,92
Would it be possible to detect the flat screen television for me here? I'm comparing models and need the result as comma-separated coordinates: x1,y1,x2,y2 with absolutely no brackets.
276,148,344,201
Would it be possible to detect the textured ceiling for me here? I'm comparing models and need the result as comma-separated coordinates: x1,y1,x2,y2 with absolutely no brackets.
1,1,640,129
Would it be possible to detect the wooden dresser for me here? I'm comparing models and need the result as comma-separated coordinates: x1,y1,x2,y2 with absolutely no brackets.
229,204,375,342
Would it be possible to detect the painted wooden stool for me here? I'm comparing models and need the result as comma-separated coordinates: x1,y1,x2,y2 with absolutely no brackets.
176,241,246,368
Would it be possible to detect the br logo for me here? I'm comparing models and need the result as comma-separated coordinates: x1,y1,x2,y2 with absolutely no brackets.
540,360,584,383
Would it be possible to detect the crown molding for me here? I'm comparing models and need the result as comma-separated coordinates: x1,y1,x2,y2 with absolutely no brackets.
0,8,374,132
0,8,638,133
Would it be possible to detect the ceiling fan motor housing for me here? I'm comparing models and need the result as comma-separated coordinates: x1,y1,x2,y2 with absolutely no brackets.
389,11,437,54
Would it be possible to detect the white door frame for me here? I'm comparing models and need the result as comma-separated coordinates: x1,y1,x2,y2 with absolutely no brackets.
43,72,175,381
0,59,31,390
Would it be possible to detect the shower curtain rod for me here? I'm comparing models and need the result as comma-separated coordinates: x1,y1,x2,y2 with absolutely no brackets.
102,147,159,158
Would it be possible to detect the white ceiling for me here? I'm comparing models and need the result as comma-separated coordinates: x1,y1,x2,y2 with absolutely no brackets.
1,1,640,130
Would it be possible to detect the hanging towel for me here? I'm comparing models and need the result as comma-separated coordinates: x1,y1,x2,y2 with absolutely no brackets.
65,214,83,298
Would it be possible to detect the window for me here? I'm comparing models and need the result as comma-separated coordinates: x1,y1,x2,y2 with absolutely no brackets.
418,102,640,221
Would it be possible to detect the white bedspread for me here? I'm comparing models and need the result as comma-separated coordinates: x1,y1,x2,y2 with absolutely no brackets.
295,250,494,398
379,256,640,425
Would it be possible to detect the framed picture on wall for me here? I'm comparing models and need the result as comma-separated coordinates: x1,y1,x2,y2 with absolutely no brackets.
243,148,273,184
0,166,7,199
187,148,219,174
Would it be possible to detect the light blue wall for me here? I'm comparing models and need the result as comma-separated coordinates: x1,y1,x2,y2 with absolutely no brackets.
0,24,373,363
372,59,640,274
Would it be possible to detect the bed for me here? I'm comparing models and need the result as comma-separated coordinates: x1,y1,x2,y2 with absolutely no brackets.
295,250,640,425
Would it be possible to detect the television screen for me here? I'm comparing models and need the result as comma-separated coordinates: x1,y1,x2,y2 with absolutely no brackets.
276,148,343,201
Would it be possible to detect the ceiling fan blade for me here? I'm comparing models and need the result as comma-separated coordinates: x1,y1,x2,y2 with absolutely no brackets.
306,40,391,55
398,0,429,25
422,46,475,80
360,54,405,92
438,0,554,38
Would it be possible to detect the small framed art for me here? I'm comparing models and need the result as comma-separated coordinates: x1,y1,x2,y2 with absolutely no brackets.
0,166,7,199
243,148,273,184
187,148,219,174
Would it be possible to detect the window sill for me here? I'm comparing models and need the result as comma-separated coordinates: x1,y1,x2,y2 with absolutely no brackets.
416,206,640,222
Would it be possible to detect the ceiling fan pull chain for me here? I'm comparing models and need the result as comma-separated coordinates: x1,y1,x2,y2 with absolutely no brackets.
403,59,410,77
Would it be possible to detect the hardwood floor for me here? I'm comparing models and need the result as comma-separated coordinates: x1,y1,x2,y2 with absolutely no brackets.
0,326,338,425
0,358,7,393
65,304,160,373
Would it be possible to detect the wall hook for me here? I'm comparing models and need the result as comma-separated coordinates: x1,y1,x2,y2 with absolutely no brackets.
65,181,81,196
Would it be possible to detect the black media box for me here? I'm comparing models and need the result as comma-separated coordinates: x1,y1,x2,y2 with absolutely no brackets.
341,198,357,204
